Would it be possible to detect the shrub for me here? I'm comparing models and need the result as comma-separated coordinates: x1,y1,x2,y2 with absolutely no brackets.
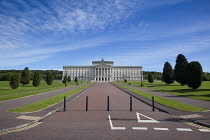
163,62,174,84
33,72,41,87
20,67,30,85
186,61,203,89
10,74,20,89
148,72,154,83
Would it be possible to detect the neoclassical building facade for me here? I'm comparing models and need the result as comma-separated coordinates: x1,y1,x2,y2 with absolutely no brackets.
63,59,143,82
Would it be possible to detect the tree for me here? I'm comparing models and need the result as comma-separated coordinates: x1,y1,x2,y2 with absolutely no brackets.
74,77,78,82
174,54,188,86
124,79,127,83
68,76,71,82
148,72,154,83
45,72,54,85
33,72,41,87
63,75,67,83
163,62,174,84
186,61,203,89
20,67,30,85
10,74,20,89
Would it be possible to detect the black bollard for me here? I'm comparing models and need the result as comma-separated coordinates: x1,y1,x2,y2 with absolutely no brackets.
152,96,155,112
86,96,88,111
130,96,132,111
63,96,66,112
107,96,110,111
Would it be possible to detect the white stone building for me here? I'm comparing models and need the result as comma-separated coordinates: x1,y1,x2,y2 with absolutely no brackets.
63,59,143,82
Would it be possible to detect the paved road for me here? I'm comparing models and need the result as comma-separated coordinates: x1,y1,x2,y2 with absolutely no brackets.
116,83,210,126
1,83,210,139
0,83,89,129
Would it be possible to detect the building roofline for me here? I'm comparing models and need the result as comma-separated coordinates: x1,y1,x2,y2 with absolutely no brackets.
63,66,142,68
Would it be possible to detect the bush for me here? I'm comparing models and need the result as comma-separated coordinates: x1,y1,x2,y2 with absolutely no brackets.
148,72,154,83
74,77,78,82
33,72,41,87
46,72,54,85
128,83,131,85
163,62,174,84
186,61,203,89
20,67,30,85
10,74,20,89
174,54,188,86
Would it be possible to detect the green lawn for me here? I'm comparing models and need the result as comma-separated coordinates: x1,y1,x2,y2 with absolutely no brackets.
119,81,210,101
113,83,208,112
9,82,95,113
0,81,88,101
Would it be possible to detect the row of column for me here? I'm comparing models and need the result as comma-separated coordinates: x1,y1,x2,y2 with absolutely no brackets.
95,67,111,81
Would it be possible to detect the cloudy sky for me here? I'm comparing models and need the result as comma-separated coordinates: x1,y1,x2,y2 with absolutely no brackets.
1,0,210,72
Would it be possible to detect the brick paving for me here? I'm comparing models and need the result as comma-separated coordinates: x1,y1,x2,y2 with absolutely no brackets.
1,82,210,140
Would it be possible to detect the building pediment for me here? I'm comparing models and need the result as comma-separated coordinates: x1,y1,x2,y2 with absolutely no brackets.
94,64,112,68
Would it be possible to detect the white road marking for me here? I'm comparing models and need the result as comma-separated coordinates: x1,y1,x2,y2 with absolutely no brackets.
108,115,126,130
132,127,148,130
154,128,169,131
16,115,41,120
136,112,159,123
198,129,210,132
176,128,192,131
179,114,203,119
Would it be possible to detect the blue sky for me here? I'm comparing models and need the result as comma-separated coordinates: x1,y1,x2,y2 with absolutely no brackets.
1,0,210,72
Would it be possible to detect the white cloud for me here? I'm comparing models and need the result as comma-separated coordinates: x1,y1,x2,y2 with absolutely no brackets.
0,0,209,69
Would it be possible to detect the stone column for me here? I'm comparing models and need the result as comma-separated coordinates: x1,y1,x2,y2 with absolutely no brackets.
94,68,96,81
99,68,101,81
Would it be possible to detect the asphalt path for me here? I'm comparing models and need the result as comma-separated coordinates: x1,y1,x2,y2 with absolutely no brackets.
1,82,210,140
0,83,89,129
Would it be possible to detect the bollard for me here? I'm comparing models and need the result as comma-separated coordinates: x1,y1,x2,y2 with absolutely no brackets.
107,96,110,111
152,96,155,112
86,96,88,111
63,96,66,112
130,96,132,111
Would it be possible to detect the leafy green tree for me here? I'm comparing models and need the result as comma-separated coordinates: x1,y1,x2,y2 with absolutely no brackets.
74,77,78,82
63,75,67,84
163,62,174,84
186,61,203,89
68,76,71,82
45,72,54,85
174,54,188,86
33,72,41,87
148,72,154,83
10,74,20,89
124,79,127,83
20,67,30,85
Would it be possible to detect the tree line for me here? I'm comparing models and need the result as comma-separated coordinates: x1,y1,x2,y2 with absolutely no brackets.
0,69,62,81
147,54,209,89
162,54,207,89
4,67,56,89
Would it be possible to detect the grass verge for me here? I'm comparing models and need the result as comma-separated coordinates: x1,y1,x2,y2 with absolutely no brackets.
0,81,90,101
119,81,210,101
9,82,95,113
9,89,82,113
0,88,61,102
113,83,208,112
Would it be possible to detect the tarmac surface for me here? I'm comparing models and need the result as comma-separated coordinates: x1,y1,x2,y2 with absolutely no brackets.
1,82,210,139
0,83,89,129
115,83,210,126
